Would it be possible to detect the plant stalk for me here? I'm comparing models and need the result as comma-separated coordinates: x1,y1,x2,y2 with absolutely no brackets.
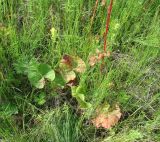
103,0,113,52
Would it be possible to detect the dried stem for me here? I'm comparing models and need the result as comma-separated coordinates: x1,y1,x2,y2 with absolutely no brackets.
90,0,99,29
103,0,113,52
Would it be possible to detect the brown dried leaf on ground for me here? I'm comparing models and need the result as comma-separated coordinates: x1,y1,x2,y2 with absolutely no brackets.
92,104,122,129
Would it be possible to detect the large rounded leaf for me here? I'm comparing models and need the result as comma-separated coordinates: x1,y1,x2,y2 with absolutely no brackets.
54,72,65,86
28,71,45,89
44,70,55,81
38,64,55,81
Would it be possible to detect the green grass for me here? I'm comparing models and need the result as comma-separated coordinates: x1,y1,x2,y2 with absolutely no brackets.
0,0,160,141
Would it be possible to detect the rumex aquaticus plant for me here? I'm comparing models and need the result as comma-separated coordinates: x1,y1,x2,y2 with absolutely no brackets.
58,54,92,109
51,1,120,129
14,2,121,129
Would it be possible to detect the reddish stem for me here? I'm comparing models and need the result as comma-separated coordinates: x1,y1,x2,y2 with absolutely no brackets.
103,0,113,52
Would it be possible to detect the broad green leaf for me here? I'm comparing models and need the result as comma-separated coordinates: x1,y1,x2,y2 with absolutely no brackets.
71,86,92,109
28,71,45,89
76,93,92,108
35,78,45,89
44,70,55,81
15,58,55,89
77,93,85,101
76,85,85,94
54,72,65,86
78,99,92,108
38,64,51,75
38,63,55,81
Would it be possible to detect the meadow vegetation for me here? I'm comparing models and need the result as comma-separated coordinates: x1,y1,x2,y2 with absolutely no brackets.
0,0,160,141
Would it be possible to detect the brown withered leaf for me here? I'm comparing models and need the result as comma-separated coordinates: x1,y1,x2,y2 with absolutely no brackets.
59,55,86,85
89,49,111,67
66,78,77,87
59,55,73,71
59,55,86,73
92,104,122,129
97,52,107,61
62,71,76,83
106,51,111,57
101,0,106,6
89,55,97,67
73,57,86,73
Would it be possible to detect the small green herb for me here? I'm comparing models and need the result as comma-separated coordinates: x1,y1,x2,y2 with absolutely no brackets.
71,86,92,109
34,92,46,105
